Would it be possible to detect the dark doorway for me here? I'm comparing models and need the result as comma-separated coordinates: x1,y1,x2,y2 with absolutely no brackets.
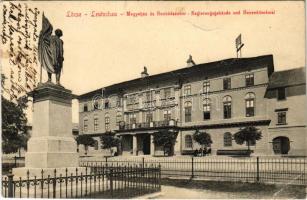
143,134,151,155
273,136,290,154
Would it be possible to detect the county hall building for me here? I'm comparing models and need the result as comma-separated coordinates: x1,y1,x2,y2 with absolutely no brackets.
77,55,307,156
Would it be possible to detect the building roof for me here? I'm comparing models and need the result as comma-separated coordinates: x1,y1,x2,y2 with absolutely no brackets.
267,67,306,89
78,55,274,100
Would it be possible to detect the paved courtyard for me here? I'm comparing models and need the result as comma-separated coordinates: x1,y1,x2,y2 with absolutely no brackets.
157,180,306,199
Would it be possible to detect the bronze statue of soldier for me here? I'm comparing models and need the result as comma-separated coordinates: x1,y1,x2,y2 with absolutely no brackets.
38,14,64,85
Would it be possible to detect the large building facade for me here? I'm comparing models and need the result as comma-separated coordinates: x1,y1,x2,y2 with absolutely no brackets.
77,55,307,156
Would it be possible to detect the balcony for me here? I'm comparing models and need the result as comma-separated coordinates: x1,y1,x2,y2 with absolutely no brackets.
160,97,177,108
142,100,156,109
126,103,139,111
118,120,177,131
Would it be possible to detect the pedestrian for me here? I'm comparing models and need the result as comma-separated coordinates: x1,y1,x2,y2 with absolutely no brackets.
193,149,198,157
199,147,203,157
203,146,207,156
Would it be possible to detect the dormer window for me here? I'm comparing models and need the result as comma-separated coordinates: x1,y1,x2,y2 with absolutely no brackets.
184,85,191,96
83,104,88,112
277,88,286,100
93,101,99,110
105,99,110,109
245,74,254,87
223,78,231,90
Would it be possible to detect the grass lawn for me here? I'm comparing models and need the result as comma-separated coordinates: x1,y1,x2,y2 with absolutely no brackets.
159,178,306,199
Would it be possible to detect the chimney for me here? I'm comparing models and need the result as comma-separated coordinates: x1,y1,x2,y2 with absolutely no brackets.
186,55,196,67
141,66,149,78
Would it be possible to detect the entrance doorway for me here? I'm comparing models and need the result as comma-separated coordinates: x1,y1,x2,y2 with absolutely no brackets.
143,134,151,155
272,136,290,154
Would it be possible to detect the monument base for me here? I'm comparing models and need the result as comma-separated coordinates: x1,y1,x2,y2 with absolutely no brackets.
12,167,87,180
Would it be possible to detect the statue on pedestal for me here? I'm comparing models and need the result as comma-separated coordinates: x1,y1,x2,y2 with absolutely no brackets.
38,13,64,85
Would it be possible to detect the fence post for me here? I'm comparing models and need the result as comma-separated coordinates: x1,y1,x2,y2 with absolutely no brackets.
256,157,260,182
8,174,14,198
53,169,57,198
14,156,17,168
191,156,194,178
105,156,108,164
142,157,145,170
110,168,113,198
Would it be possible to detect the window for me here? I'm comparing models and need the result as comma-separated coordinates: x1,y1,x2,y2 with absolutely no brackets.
203,81,210,94
185,135,193,148
116,97,122,107
277,88,286,100
184,101,192,122
94,117,99,131
223,96,232,119
129,113,137,124
146,112,153,123
104,99,110,109
83,119,88,132
83,104,88,112
116,112,122,125
105,113,110,131
223,78,231,90
224,132,232,147
163,110,171,121
184,85,191,96
277,112,287,125
203,98,211,120
93,100,99,110
245,74,254,86
164,88,171,99
245,93,255,117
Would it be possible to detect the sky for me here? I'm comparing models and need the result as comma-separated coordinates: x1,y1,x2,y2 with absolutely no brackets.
1,1,306,123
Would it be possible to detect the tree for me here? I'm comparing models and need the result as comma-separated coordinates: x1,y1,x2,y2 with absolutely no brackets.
152,130,178,156
100,133,121,155
75,134,96,155
2,95,29,154
193,130,212,148
2,73,29,155
233,126,262,151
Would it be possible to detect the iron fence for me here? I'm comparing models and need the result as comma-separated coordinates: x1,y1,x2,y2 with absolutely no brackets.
80,156,307,186
1,165,161,198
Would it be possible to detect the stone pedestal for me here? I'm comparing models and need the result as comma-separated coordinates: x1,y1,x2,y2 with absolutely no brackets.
13,82,85,178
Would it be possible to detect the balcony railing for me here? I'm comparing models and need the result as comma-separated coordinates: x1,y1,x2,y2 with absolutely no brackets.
160,97,176,107
119,120,177,130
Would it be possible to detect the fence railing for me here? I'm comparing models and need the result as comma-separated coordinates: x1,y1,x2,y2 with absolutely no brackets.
80,156,307,186
2,165,161,198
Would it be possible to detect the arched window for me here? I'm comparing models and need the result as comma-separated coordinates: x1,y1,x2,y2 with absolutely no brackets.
224,132,232,147
184,101,192,122
223,96,232,119
245,93,255,117
185,135,193,148
203,98,211,120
